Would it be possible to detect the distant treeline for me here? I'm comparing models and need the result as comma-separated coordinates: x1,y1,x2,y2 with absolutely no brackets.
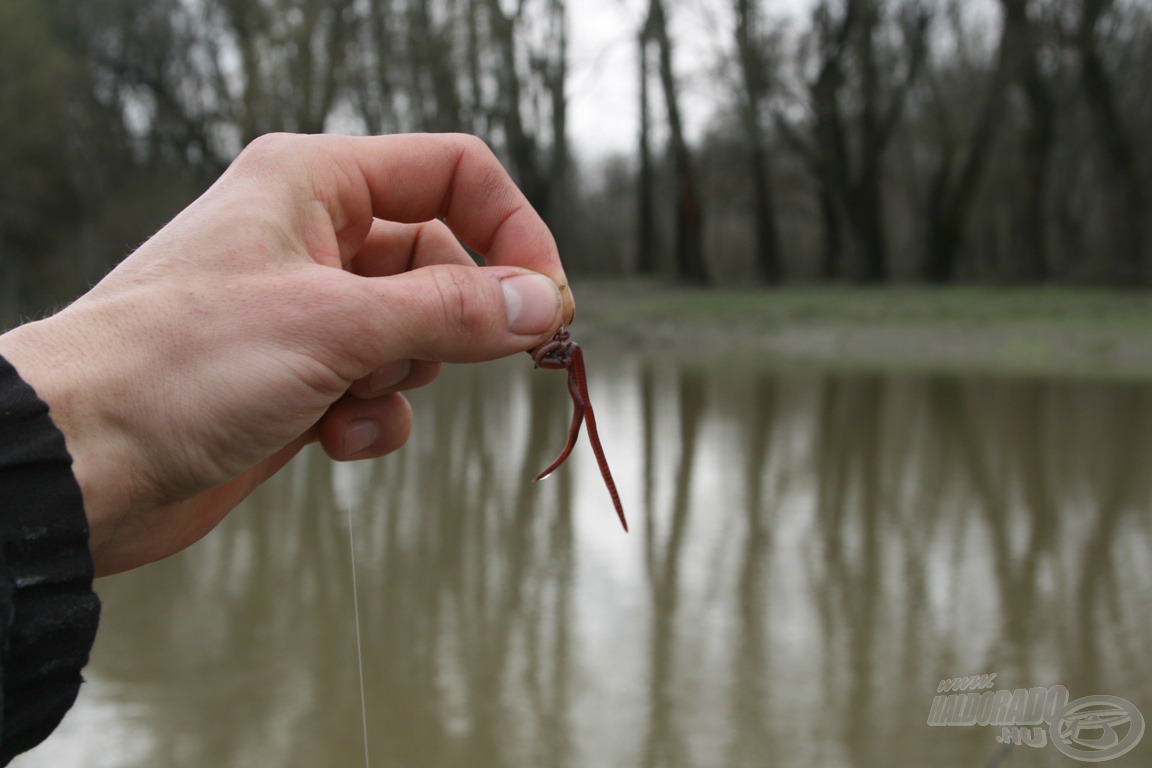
2,0,1151,317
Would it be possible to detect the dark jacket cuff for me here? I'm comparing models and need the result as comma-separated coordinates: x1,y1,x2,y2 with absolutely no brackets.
0,354,101,764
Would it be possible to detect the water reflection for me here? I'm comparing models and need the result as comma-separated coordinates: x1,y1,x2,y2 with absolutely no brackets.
18,358,1152,768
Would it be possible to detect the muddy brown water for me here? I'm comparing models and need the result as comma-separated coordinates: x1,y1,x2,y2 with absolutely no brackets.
16,353,1152,767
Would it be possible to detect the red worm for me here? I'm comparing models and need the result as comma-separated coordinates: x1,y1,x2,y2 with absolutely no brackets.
530,331,628,532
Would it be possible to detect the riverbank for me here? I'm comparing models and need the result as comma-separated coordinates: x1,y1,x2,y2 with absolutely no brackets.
571,279,1152,380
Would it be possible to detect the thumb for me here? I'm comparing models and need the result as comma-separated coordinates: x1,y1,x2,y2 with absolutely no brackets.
357,264,564,364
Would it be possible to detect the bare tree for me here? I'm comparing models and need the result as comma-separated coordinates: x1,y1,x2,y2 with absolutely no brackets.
406,0,465,131
779,0,929,282
643,0,710,284
921,0,1011,283
8,0,1152,300
210,0,358,138
1001,0,1056,283
1075,0,1147,284
636,33,658,275
545,0,571,250
734,0,784,283
485,0,547,212
483,0,571,233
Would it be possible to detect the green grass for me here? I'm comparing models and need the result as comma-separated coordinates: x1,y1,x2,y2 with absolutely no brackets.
571,281,1152,380
581,282,1152,330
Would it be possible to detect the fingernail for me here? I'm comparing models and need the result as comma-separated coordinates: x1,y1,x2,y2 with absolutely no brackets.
501,275,560,335
344,419,379,456
370,360,412,393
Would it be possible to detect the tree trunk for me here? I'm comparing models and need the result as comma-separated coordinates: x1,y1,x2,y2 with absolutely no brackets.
804,0,856,281
547,0,570,252
801,0,928,283
636,33,658,275
466,0,485,132
1078,0,1147,285
220,0,266,144
922,100,1003,283
851,162,887,283
425,0,464,132
365,0,398,133
818,187,845,280
1015,70,1054,282
296,0,355,135
486,0,548,216
647,0,709,285
734,0,783,283
923,0,1013,283
852,0,888,283
1005,0,1053,283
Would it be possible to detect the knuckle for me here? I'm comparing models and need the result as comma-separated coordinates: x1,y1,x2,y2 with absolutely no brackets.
425,218,454,239
423,219,461,250
245,132,293,155
455,132,492,157
430,266,489,342
238,132,303,169
477,163,508,203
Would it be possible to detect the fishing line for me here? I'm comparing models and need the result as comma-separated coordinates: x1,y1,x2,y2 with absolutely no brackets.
347,504,371,768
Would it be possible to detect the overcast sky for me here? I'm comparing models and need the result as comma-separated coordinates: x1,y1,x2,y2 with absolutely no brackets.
565,0,1006,160
566,0,814,159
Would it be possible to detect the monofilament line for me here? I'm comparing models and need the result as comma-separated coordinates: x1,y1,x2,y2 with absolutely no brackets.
347,505,371,768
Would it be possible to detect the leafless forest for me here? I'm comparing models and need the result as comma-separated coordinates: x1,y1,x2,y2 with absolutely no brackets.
2,0,1151,314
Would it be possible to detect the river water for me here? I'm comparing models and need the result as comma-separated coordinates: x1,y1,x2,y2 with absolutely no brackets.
16,353,1152,767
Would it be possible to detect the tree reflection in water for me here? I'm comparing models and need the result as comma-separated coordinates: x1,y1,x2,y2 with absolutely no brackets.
30,357,1152,768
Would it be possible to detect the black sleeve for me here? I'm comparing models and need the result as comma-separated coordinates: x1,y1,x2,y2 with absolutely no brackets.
0,355,100,765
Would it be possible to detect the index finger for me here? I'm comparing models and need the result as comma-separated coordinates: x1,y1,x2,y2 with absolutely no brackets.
302,133,574,324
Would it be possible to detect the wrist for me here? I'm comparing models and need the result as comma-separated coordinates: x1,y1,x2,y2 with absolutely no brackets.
0,309,147,559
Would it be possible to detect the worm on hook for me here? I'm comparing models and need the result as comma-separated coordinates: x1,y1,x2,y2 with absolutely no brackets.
529,329,628,532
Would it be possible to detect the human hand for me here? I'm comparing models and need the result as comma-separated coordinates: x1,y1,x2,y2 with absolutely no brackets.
0,133,574,576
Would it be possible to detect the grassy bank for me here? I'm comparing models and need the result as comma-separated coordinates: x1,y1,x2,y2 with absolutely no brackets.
571,280,1152,380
